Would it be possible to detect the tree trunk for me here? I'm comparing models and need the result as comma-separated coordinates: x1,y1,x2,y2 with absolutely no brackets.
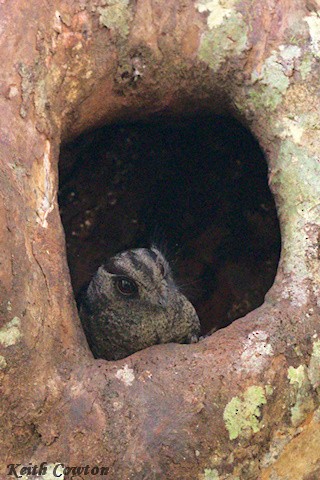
0,1,320,478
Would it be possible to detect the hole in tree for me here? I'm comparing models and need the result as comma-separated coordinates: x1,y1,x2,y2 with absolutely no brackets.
59,114,281,336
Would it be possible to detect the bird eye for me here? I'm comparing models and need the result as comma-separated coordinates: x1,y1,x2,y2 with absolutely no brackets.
115,277,138,297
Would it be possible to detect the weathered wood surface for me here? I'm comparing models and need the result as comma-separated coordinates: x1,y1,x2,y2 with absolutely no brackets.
0,1,320,478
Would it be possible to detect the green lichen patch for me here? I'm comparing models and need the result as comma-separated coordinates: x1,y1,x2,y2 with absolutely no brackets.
0,317,22,347
0,355,7,369
299,53,313,79
223,386,267,440
288,365,308,389
196,0,248,71
248,84,283,112
308,340,320,390
197,0,235,28
279,117,305,144
305,13,320,56
98,0,133,38
270,139,320,283
265,384,274,397
288,365,314,426
249,46,302,111
275,141,320,214
202,468,220,480
261,53,290,93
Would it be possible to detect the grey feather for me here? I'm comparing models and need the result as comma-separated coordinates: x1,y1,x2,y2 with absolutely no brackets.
79,246,200,360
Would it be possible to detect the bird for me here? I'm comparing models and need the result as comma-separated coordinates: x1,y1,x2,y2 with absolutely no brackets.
78,245,201,360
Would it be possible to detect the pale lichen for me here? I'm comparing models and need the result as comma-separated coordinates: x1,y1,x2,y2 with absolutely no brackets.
271,139,320,289
279,117,305,144
240,330,273,374
202,468,220,480
37,140,55,229
288,365,308,389
98,0,133,38
223,386,267,440
197,0,234,28
265,385,274,397
288,365,314,426
248,86,282,112
305,13,320,56
285,341,320,429
0,317,22,347
0,355,7,369
260,54,289,93
196,0,248,71
19,464,64,480
115,364,135,386
249,46,301,111
308,340,320,389
299,53,313,79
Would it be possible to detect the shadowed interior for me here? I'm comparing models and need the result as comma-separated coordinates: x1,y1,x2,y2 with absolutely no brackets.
59,114,281,334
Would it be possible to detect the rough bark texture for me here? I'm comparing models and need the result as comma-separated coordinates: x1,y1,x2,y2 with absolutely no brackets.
0,1,320,479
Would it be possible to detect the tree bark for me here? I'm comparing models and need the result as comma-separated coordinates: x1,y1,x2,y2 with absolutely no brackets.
0,0,320,478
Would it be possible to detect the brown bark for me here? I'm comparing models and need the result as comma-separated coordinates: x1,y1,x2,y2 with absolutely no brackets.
0,0,320,479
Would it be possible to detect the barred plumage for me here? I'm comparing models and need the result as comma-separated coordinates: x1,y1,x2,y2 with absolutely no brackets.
79,246,200,360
